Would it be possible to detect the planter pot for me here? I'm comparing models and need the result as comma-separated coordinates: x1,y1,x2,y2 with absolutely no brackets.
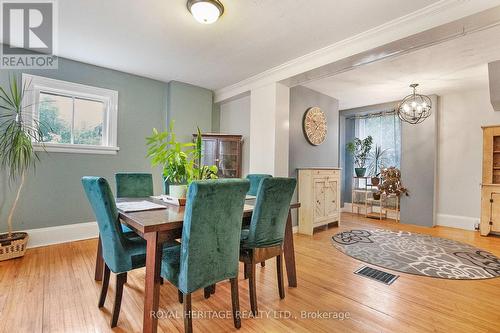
372,192,381,200
371,177,380,186
169,184,187,199
0,232,28,261
354,168,366,177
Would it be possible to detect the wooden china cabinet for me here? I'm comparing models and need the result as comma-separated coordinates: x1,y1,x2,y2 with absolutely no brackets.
481,125,500,235
193,133,243,178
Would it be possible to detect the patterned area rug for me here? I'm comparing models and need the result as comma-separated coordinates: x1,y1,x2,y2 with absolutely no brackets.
332,229,500,280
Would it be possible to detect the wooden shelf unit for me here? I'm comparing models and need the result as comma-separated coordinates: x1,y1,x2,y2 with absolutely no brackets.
351,176,400,222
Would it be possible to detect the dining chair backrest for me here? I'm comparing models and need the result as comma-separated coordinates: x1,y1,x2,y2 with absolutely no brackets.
246,174,272,196
82,177,131,273
244,177,296,249
178,179,249,294
115,173,154,198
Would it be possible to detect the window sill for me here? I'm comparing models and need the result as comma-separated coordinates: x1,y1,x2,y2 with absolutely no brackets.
33,143,120,155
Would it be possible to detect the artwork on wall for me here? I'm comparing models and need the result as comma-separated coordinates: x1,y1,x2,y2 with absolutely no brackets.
302,106,327,146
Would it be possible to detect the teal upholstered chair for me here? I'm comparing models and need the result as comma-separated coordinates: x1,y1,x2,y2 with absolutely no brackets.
82,176,178,328
239,177,296,315
115,173,154,234
160,179,250,333
246,174,272,196
93,173,154,281
245,174,272,267
116,172,154,198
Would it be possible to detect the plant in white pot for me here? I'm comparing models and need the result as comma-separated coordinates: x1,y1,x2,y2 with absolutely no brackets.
147,122,191,198
146,123,218,199
0,76,45,260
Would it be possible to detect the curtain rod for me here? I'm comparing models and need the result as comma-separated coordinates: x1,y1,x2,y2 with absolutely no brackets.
346,109,396,120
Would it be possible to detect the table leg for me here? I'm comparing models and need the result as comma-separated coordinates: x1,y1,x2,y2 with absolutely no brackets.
143,231,163,333
283,210,297,287
95,234,104,281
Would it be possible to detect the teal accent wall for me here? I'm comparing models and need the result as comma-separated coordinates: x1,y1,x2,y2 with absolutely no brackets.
212,102,221,133
0,59,214,232
167,81,213,143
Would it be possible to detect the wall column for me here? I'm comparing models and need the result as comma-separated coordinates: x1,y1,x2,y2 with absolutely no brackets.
249,82,290,176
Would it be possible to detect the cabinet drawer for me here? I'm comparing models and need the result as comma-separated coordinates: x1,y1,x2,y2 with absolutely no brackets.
311,169,339,177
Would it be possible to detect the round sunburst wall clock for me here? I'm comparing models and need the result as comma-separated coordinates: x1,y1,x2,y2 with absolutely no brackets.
303,107,327,146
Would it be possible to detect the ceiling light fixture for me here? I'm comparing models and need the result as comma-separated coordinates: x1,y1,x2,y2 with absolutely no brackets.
187,0,224,24
396,84,432,125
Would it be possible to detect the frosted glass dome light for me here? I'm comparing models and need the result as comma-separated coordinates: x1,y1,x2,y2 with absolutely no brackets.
187,0,224,24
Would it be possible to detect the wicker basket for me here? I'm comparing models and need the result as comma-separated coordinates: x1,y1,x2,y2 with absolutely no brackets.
0,232,28,261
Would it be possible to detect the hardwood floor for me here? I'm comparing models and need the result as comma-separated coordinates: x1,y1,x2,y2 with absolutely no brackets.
1,213,499,333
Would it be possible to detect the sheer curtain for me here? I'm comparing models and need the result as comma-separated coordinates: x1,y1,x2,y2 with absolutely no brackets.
354,112,401,170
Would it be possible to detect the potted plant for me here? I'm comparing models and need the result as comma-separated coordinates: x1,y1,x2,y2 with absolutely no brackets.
367,145,389,186
346,136,373,177
146,123,218,199
0,76,46,260
147,122,191,198
376,167,409,198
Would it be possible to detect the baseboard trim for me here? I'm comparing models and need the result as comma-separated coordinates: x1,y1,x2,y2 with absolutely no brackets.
436,214,478,231
292,226,298,234
23,221,99,249
343,202,478,231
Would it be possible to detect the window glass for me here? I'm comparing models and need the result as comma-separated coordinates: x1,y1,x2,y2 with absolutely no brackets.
39,92,72,144
355,113,401,173
73,98,105,145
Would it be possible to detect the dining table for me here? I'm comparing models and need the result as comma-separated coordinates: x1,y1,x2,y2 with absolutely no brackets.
94,197,300,333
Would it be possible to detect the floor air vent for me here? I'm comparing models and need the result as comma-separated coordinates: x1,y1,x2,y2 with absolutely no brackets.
354,266,399,285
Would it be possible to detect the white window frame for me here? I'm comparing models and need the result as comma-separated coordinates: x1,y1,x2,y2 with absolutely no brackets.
22,74,119,155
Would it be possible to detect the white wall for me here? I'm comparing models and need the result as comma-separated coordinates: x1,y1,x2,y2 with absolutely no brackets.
219,95,251,176
437,87,500,230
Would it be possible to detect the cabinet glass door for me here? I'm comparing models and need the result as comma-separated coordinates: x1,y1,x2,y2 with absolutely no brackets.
201,139,218,168
218,140,239,178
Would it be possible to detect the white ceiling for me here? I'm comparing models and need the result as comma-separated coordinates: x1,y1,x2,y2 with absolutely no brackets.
54,0,440,90
304,24,500,110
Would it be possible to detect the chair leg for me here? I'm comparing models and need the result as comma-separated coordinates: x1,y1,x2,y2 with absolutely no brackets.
98,264,110,308
111,273,126,328
160,277,164,285
183,293,193,333
244,263,249,279
276,254,285,299
261,261,265,267
178,289,184,304
95,235,104,281
248,262,258,316
230,278,241,329
204,287,211,299
123,272,127,284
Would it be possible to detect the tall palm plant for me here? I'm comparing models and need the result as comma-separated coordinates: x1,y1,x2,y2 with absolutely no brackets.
0,76,44,239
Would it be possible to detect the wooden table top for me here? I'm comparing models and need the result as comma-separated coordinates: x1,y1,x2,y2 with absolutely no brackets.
117,197,300,234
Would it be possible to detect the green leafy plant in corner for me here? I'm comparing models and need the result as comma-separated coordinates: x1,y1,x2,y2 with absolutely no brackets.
346,136,373,168
0,75,46,239
367,145,389,177
146,122,192,185
146,122,218,186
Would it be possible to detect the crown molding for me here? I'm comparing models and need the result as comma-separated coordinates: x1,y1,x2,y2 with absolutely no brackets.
215,0,500,103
